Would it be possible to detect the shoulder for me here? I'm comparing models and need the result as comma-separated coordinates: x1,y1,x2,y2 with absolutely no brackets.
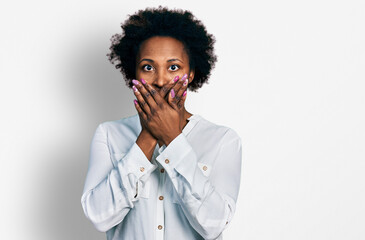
100,114,139,127
96,114,141,138
193,114,241,144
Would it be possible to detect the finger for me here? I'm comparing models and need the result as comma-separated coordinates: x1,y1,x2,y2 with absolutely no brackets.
175,74,188,101
133,79,157,111
168,73,188,110
160,75,179,99
177,78,189,109
142,78,166,107
132,82,151,115
133,98,148,121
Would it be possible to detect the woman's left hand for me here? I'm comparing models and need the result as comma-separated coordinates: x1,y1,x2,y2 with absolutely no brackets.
132,75,189,146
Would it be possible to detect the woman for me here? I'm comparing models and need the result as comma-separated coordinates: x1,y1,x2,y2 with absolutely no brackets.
81,7,242,240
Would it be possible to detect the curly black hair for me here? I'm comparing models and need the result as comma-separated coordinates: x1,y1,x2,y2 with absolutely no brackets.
107,6,217,92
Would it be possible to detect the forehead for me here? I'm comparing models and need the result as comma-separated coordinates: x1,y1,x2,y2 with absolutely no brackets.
137,36,188,60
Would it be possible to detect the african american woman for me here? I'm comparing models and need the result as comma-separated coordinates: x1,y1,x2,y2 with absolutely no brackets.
81,7,242,240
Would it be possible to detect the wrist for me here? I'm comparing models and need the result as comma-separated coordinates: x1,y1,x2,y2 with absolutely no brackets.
163,130,182,146
138,129,157,144
136,129,158,161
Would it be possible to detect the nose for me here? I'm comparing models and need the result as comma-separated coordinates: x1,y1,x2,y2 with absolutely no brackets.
152,69,170,89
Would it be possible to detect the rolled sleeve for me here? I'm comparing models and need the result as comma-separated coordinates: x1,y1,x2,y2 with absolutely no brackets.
117,142,157,202
81,124,157,232
118,142,157,180
156,133,195,185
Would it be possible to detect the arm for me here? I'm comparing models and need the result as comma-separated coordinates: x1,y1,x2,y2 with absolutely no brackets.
156,129,242,240
81,123,157,232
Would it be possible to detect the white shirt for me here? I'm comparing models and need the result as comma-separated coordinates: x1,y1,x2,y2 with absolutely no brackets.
81,114,242,240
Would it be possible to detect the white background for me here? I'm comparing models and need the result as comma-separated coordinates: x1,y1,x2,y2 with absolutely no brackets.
1,0,364,239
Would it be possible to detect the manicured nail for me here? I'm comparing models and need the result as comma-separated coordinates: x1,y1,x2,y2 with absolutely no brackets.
141,78,146,84
132,86,138,92
133,99,138,105
183,79,188,86
171,89,175,98
174,76,179,82
183,91,187,97
181,74,188,81
132,79,139,85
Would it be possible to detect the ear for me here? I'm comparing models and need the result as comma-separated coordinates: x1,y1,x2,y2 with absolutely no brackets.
188,69,195,83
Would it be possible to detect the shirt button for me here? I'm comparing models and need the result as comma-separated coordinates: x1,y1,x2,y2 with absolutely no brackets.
140,167,145,172
165,159,170,164
158,225,163,230
160,168,165,173
202,165,208,171
159,196,164,200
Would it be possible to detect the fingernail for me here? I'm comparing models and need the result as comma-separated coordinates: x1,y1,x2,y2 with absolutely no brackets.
141,78,146,84
132,86,138,92
181,74,188,81
171,89,175,98
183,79,188,86
133,99,138,105
183,91,187,97
174,76,179,82
132,79,139,85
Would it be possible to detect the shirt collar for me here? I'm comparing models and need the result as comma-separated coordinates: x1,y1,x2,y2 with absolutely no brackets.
182,114,200,136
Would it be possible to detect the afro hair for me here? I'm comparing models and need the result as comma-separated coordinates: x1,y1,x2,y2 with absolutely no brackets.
107,6,217,92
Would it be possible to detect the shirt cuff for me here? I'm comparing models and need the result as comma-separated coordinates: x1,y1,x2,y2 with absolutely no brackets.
117,142,157,179
156,133,196,186
117,142,157,203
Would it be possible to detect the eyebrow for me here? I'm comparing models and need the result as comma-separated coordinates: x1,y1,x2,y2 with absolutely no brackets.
138,58,184,64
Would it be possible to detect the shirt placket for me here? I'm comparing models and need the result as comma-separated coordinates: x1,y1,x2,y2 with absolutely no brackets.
155,164,166,239
151,144,166,240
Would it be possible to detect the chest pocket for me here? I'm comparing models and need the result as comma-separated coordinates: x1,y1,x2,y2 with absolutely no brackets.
112,153,151,199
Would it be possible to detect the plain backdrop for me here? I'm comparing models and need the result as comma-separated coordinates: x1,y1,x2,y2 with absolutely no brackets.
1,0,364,239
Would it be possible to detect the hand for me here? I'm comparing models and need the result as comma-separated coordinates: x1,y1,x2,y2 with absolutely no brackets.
155,74,189,131
136,78,176,142
137,75,186,135
132,74,189,146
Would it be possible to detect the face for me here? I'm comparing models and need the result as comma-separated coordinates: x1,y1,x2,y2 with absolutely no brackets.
135,36,194,93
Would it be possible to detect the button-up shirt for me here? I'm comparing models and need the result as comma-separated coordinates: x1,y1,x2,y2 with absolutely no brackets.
81,114,242,240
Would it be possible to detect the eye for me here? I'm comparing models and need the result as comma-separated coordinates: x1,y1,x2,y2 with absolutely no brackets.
168,64,180,71
143,64,154,71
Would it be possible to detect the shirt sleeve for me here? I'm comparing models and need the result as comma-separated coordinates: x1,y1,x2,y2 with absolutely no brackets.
155,129,242,240
81,123,157,232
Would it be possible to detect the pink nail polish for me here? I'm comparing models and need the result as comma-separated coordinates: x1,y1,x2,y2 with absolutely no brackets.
171,89,175,98
183,91,187,97
174,76,179,82
132,85,138,92
141,78,146,84
132,79,139,85
181,74,188,81
133,99,138,105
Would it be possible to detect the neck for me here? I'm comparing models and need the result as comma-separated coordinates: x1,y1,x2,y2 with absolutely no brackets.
182,108,193,128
